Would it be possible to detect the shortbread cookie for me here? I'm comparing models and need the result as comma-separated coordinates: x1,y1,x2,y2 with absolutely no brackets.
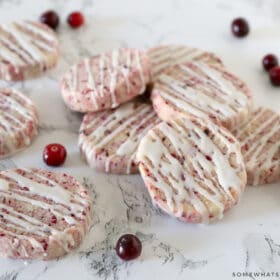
0,20,59,81
60,48,151,112
79,101,159,174
136,117,247,224
232,107,280,186
0,168,92,260
151,62,253,130
0,88,39,158
147,45,223,81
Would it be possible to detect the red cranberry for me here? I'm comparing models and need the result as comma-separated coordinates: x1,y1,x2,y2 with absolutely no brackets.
43,143,67,167
263,54,278,71
116,234,142,261
269,66,280,86
231,18,249,38
67,12,85,29
39,10,59,30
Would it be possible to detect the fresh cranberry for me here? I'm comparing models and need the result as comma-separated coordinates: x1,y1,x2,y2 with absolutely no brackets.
67,12,85,28
269,66,280,86
116,234,142,261
39,10,59,30
231,18,249,38
263,54,278,71
43,143,67,167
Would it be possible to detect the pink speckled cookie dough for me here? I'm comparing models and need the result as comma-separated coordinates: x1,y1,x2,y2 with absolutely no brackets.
0,168,92,260
60,48,152,112
151,62,253,130
136,117,247,224
79,100,160,174
147,45,223,81
0,20,59,81
0,88,39,158
232,107,280,186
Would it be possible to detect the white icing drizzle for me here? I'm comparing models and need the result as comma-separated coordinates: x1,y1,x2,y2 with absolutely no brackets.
110,50,119,107
79,101,159,173
234,107,280,186
136,118,245,223
155,62,251,127
0,89,38,157
84,58,98,110
0,168,92,257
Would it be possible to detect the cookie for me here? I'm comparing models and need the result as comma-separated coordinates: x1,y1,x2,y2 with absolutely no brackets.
232,107,280,186
60,48,151,112
0,88,39,158
151,62,253,130
79,100,159,174
0,20,59,81
0,168,92,260
147,45,223,81
136,117,247,224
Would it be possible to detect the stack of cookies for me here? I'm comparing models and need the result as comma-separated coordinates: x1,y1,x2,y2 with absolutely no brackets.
60,45,280,224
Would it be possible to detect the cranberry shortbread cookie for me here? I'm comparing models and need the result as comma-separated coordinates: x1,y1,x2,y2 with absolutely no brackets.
0,88,38,158
0,168,92,260
148,45,223,81
232,107,280,186
137,117,247,224
79,100,159,174
0,20,59,80
151,62,253,130
60,48,151,112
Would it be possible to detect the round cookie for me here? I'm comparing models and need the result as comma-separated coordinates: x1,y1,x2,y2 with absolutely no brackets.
0,20,59,81
60,48,151,112
0,88,39,158
147,45,223,81
136,117,247,224
0,168,92,260
151,62,253,130
79,100,159,174
232,107,280,186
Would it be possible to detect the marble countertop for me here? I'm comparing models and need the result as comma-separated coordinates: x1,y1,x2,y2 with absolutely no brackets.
0,0,280,279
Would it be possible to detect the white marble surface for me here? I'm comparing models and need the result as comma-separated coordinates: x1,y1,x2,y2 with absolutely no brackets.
0,0,280,279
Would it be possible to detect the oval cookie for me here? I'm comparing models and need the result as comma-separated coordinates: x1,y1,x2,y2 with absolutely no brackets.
60,48,151,112
147,45,223,81
0,168,92,260
151,62,253,130
0,88,39,158
79,100,159,174
0,20,59,81
232,107,280,186
136,117,247,224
